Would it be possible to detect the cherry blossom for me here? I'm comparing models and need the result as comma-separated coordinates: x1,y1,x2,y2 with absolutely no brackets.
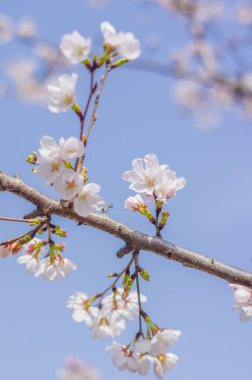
74,183,105,217
100,21,140,60
35,136,62,184
154,170,186,202
124,194,147,211
230,284,252,322
106,341,138,372
47,73,78,113
60,30,91,64
67,292,99,327
101,288,147,320
153,353,179,379
17,238,45,273
150,328,181,355
17,252,40,273
122,153,169,195
35,256,77,281
91,313,126,339
53,168,84,200
59,137,84,161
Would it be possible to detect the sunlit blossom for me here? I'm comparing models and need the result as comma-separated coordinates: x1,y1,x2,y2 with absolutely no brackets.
101,21,140,60
47,73,78,113
60,30,91,64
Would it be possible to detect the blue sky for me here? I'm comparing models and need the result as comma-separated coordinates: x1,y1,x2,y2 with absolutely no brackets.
0,1,252,380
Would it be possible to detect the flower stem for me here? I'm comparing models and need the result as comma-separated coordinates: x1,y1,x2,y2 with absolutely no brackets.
0,217,48,246
134,251,143,336
95,252,135,299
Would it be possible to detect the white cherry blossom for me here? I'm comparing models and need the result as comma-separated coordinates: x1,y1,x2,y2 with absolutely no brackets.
122,154,169,195
35,136,62,184
74,183,105,217
124,194,147,211
230,284,252,322
59,137,84,161
53,168,83,200
101,288,147,320
154,353,179,379
47,73,78,113
17,238,45,273
91,313,126,339
106,341,138,372
150,328,181,355
154,170,186,202
67,292,99,327
17,253,40,273
35,256,77,281
100,21,140,60
60,30,91,64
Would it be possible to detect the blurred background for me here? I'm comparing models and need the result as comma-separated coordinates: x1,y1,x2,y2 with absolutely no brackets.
0,0,252,379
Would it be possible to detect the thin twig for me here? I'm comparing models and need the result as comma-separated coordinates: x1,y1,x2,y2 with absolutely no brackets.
96,253,135,299
0,217,48,246
85,62,111,144
134,251,143,336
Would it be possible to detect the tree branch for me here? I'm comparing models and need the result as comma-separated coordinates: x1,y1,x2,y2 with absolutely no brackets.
1,171,252,287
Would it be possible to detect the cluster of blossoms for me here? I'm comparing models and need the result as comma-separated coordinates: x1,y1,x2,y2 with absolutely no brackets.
67,288,147,339
0,237,77,281
230,284,252,322
123,153,186,229
47,21,140,113
67,284,180,379
31,135,105,217
106,324,180,379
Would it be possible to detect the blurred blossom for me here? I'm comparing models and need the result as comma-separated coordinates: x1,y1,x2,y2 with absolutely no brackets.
57,357,100,380
146,33,160,50
34,43,60,63
155,0,222,23
0,14,13,43
237,4,252,25
16,18,37,38
6,58,37,84
190,40,218,74
174,80,202,110
85,0,108,10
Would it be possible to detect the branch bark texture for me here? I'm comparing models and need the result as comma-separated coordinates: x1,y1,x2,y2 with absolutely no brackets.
1,171,252,287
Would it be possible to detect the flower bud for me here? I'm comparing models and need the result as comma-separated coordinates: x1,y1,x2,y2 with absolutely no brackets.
112,58,128,68
139,267,150,281
72,102,82,117
159,210,170,231
26,151,37,164
107,273,118,278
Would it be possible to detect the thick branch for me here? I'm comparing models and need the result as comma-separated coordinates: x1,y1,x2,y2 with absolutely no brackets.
1,171,252,287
